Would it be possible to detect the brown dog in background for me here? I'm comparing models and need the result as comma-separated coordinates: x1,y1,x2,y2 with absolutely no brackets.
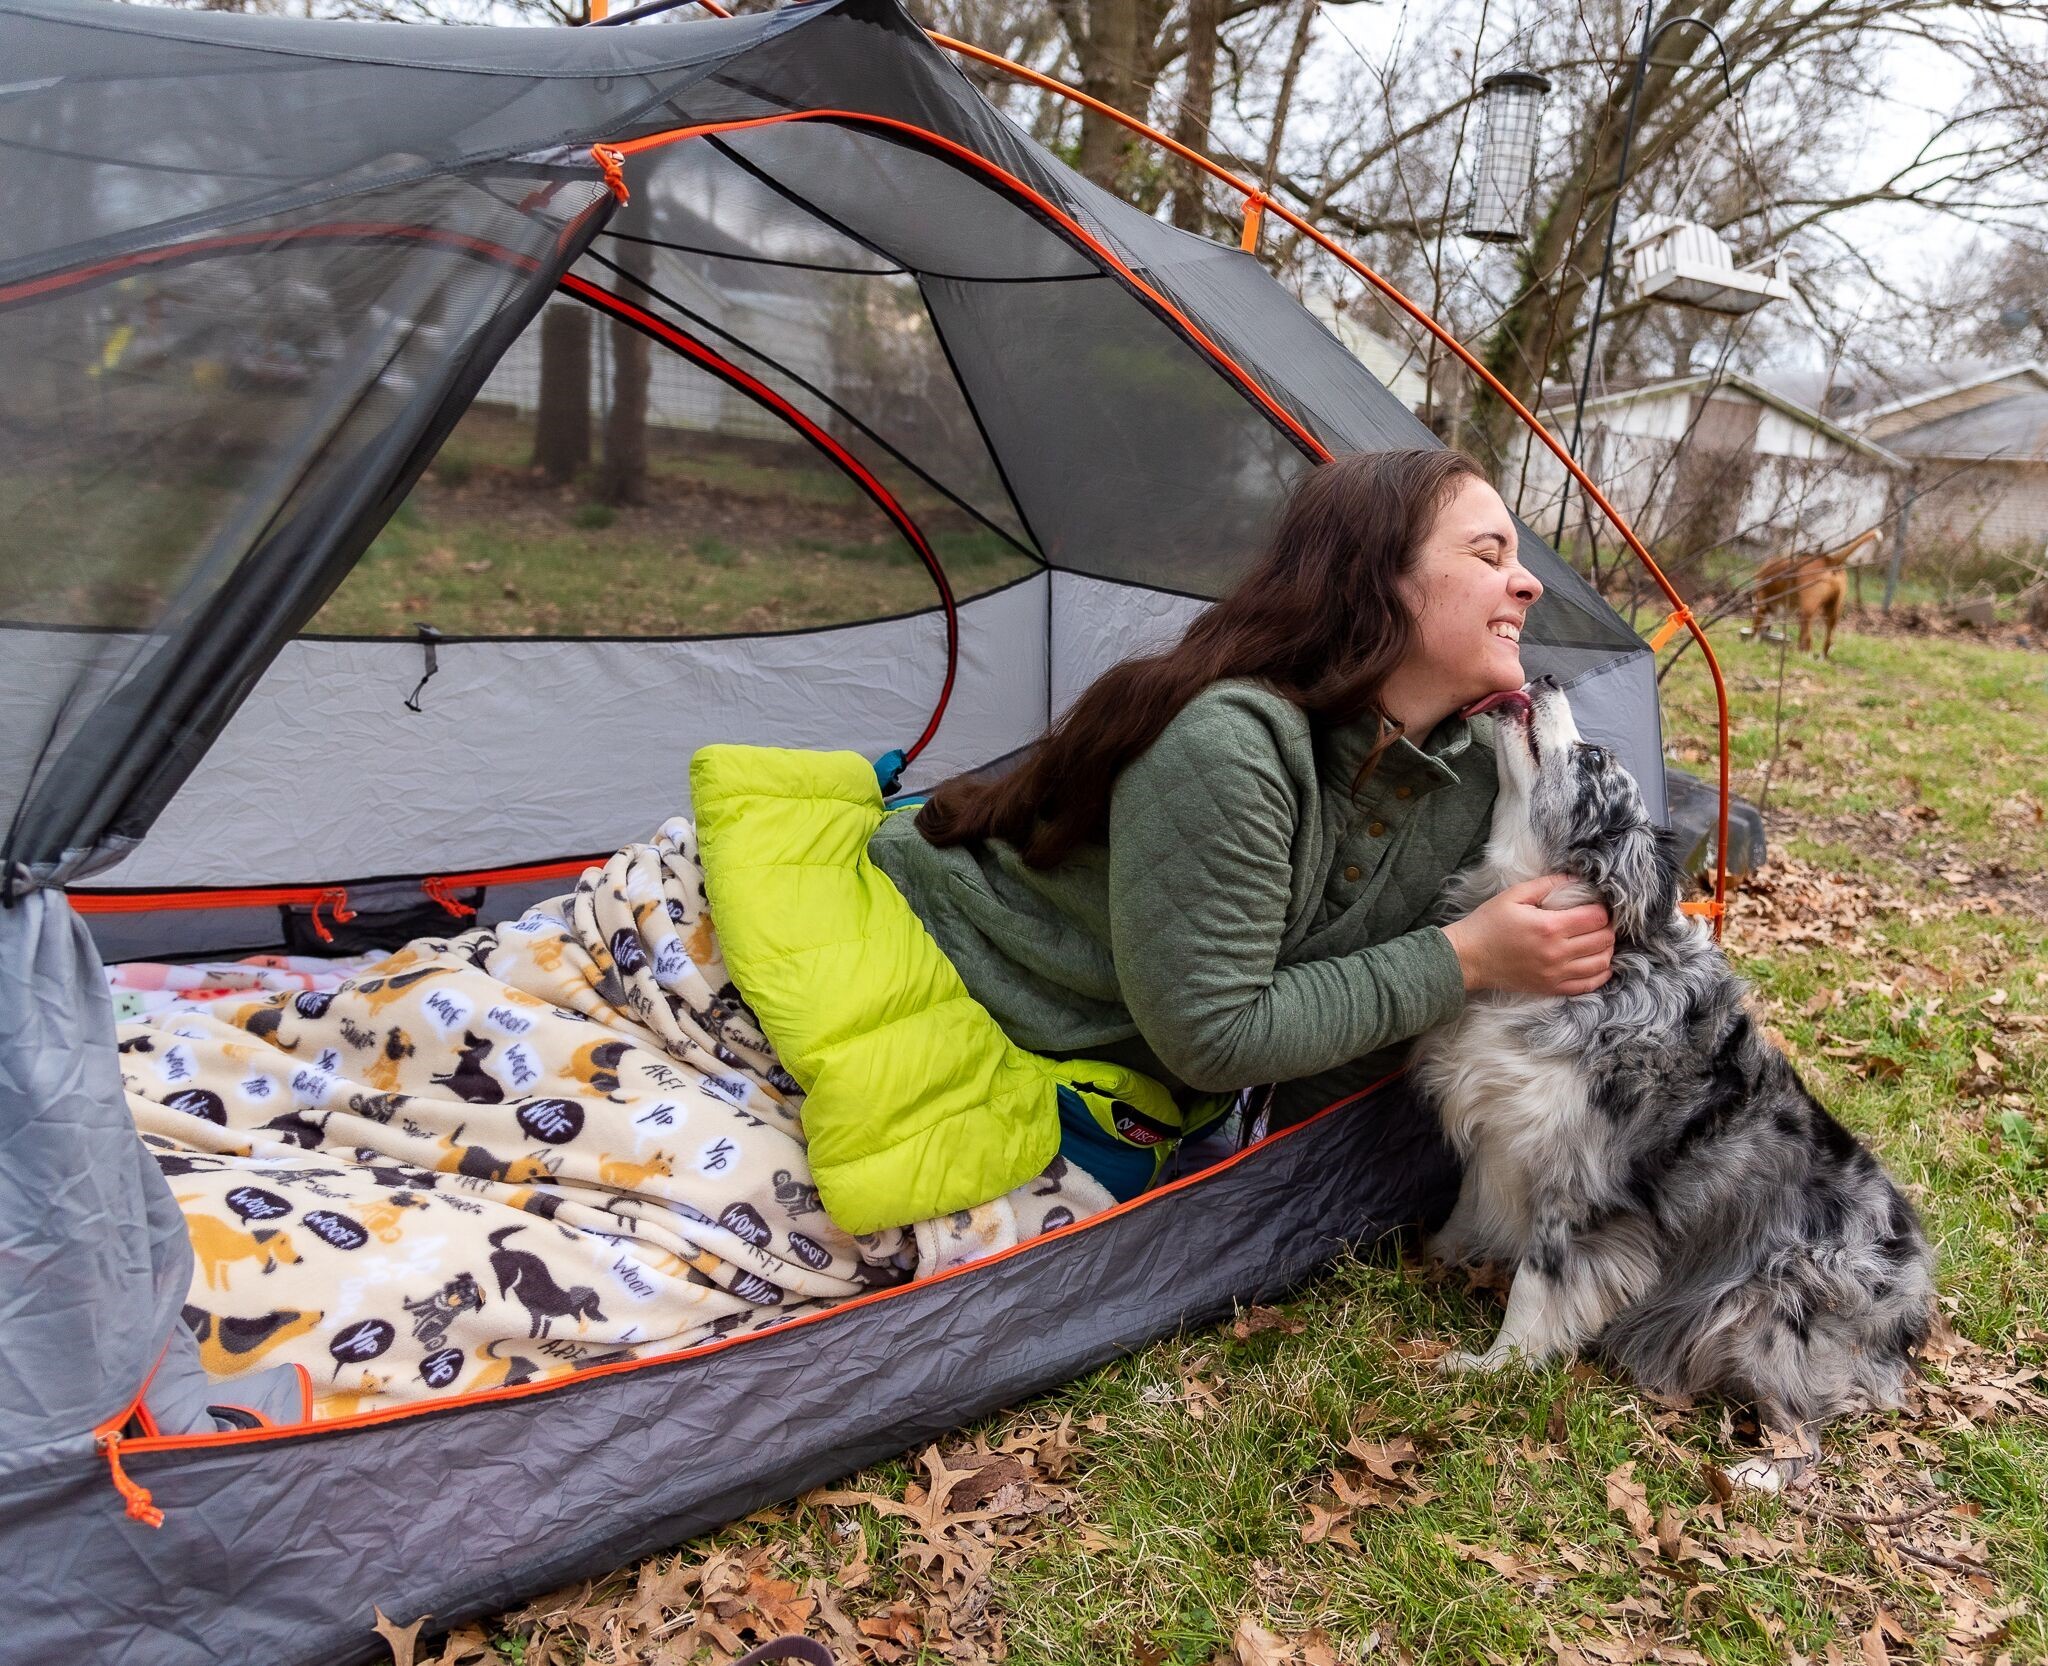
1749,528,1882,658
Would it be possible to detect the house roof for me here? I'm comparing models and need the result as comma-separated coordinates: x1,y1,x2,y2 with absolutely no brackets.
1534,371,1906,467
1849,360,2048,425
1749,359,2048,424
1878,386,2048,464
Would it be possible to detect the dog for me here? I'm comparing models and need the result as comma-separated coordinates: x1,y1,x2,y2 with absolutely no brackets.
402,1270,487,1350
1748,528,1881,659
1411,680,1933,1474
488,1225,607,1337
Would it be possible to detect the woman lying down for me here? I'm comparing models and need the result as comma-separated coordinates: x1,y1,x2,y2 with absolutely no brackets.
120,449,1609,1420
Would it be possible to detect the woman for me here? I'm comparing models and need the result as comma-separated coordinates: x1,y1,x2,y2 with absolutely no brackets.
866,448,1614,1137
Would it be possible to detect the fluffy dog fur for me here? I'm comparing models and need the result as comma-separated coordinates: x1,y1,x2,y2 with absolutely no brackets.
1411,682,1934,1453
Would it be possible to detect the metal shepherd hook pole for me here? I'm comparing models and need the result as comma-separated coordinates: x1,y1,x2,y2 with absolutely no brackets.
1554,8,1737,554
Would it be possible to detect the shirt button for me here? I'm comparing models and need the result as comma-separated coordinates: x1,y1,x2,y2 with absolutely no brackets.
1395,785,1412,799
1368,820,1386,837
1343,864,1361,882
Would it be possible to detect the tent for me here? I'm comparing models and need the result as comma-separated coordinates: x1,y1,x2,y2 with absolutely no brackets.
0,0,1696,1657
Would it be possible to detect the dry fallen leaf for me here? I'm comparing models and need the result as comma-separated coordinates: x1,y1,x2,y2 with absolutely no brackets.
372,1607,426,1666
424,1626,494,1666
1604,1462,1657,1553
1344,1433,1421,1484
1445,1537,1532,1579
1723,1521,1805,1563
733,1568,814,1638
1299,1501,1359,1548
1232,1615,1295,1666
1232,1305,1306,1341
999,1412,1087,1480
858,1600,924,1662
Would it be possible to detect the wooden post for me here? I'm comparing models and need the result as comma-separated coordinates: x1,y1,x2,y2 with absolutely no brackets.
1883,493,1910,612
596,240,653,506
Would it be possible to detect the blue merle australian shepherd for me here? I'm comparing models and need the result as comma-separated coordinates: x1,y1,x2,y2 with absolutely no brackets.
1411,680,1935,1472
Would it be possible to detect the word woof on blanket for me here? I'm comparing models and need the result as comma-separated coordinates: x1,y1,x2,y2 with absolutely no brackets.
117,818,1111,1419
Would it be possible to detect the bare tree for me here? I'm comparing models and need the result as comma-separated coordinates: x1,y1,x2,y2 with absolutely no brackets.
531,304,593,486
595,239,653,506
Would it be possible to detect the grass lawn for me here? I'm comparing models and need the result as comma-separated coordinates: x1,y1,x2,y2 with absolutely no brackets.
380,619,2046,1666
310,408,1039,639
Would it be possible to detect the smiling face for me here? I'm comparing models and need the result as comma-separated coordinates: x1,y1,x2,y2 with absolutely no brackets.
1390,476,1543,716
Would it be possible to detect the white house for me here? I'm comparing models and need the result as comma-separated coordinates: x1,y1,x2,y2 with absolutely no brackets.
1303,292,1431,413
478,252,839,447
1510,371,1904,559
1852,363,2048,559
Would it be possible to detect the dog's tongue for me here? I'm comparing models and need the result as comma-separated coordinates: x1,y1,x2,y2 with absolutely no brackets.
1462,689,1533,720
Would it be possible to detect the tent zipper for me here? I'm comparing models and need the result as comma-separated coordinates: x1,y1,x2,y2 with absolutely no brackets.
96,1430,166,1527
65,857,605,925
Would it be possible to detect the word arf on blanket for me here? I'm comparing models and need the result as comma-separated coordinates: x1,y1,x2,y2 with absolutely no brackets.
118,818,1112,1420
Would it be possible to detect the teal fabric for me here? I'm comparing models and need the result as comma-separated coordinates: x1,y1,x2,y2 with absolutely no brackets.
867,678,1500,1128
1054,1084,1156,1202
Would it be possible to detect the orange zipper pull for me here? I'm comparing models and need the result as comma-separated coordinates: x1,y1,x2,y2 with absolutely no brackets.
423,876,478,918
97,1431,165,1527
591,144,630,205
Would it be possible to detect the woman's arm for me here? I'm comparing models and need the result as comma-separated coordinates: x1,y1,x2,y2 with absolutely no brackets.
1105,698,1466,1094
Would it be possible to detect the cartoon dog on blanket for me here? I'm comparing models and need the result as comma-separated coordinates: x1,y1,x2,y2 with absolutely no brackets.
1414,681,1934,1473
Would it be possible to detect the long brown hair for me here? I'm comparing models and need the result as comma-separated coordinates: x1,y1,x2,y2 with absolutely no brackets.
914,447,1487,867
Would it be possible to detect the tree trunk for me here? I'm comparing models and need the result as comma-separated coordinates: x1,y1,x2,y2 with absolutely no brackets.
596,242,653,507
1167,0,1222,231
1072,0,1147,191
531,303,592,485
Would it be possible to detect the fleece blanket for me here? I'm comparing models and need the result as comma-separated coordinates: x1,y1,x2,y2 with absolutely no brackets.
115,817,1112,1420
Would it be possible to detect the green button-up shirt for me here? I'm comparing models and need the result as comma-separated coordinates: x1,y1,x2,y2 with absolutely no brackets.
867,677,1500,1126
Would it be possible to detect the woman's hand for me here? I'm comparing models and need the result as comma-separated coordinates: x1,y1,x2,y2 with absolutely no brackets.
1441,876,1615,997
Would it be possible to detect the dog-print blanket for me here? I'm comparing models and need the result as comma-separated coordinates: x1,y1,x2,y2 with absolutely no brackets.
118,817,1113,1420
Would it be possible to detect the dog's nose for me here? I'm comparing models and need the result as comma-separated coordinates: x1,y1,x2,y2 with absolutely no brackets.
1533,673,1561,692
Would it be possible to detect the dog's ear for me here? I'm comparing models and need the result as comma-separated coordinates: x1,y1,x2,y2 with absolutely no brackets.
1600,822,1684,942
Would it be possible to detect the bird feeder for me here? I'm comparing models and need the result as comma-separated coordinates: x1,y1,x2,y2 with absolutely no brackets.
1622,215,1791,316
1462,70,1551,244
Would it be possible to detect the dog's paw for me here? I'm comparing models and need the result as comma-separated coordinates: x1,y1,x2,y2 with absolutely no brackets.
1438,1346,1510,1375
1422,1230,1467,1267
1724,1454,1812,1494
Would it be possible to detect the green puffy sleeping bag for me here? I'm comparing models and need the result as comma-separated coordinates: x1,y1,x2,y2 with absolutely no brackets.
690,745,1202,1235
